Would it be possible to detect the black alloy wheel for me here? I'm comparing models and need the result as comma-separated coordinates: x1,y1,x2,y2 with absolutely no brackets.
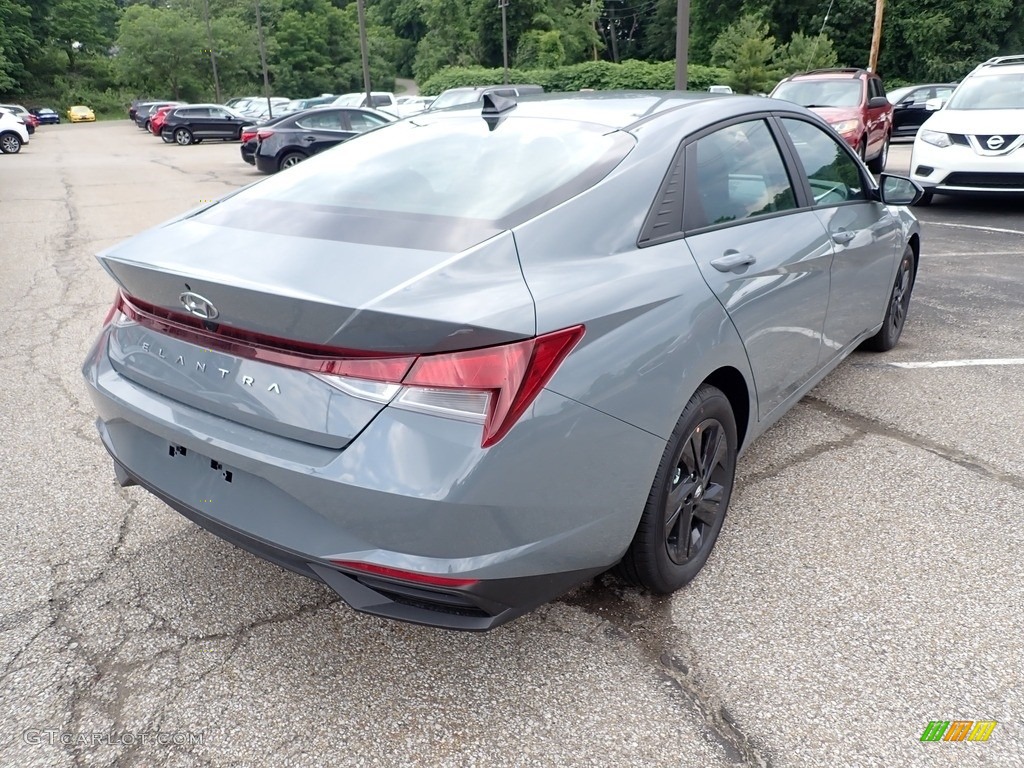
618,384,737,593
864,246,915,352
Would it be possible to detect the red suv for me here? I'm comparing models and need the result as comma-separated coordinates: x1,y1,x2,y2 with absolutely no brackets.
770,68,893,172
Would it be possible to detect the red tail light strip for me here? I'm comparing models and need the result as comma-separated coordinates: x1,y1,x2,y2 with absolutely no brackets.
114,292,415,381
331,560,479,588
109,292,584,447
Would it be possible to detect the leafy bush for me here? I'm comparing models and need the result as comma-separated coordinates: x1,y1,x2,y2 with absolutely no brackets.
420,60,731,95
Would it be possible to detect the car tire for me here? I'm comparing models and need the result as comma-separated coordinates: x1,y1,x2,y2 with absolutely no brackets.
867,134,890,173
144,120,151,132
863,246,915,352
174,128,193,146
617,384,737,594
161,133,174,144
0,132,22,154
858,137,868,164
279,152,306,171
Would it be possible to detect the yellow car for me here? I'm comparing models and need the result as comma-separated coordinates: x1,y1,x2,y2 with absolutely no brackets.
67,105,96,123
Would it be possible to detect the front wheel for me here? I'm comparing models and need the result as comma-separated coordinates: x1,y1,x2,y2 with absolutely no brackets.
174,127,193,146
867,134,889,173
617,384,737,593
0,132,22,154
863,246,915,352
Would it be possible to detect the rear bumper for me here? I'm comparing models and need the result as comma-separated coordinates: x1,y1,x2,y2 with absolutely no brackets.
82,330,663,630
254,152,276,173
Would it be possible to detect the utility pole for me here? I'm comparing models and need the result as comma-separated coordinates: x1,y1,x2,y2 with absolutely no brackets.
869,0,885,72
499,0,509,85
255,0,273,116
674,0,690,90
357,0,373,103
608,2,619,64
201,0,222,103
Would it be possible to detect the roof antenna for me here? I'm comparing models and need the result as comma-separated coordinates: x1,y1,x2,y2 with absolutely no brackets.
481,92,517,131
807,0,836,71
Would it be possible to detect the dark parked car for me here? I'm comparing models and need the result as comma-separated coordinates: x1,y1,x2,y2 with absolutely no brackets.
83,92,923,631
887,83,956,138
770,68,894,172
29,107,60,125
253,107,394,173
239,113,294,166
161,104,247,145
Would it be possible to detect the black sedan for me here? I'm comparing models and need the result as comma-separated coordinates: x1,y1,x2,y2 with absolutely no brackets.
254,107,394,173
29,107,60,125
240,113,294,166
134,102,180,132
887,83,956,138
161,104,248,146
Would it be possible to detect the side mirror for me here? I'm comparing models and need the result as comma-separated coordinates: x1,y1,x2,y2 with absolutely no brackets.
878,174,924,206
868,96,890,109
925,97,943,111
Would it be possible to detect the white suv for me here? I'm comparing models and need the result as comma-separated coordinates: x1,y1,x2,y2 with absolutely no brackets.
0,107,30,154
910,55,1024,204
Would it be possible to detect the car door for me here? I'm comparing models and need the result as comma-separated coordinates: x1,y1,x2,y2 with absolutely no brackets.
292,109,349,155
207,107,238,139
865,78,891,154
777,116,900,364
682,118,833,418
892,86,932,135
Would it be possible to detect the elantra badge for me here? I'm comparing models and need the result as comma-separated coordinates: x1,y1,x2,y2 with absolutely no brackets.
179,291,219,320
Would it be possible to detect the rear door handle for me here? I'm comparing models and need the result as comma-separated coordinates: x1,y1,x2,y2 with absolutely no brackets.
710,251,756,272
832,229,857,245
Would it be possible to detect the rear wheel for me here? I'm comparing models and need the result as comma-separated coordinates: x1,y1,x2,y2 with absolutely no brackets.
0,132,22,154
617,384,737,593
863,246,915,352
174,127,193,146
279,152,306,171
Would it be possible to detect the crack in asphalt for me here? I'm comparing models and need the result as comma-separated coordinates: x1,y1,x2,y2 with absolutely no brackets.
803,396,1024,493
561,581,773,767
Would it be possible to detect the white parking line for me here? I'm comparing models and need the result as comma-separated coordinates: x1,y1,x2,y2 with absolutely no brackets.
928,221,1024,236
887,358,1024,369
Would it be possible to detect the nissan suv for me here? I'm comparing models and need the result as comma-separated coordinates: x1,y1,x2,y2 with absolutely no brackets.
910,55,1024,205
770,68,893,172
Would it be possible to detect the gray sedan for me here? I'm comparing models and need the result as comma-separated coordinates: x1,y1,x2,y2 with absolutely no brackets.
82,92,922,630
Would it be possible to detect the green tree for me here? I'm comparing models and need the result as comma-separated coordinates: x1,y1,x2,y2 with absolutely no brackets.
115,5,206,99
0,0,33,92
47,0,120,69
711,14,779,94
773,31,838,77
270,0,363,96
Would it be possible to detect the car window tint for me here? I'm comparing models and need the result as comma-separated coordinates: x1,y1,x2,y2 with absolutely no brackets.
689,119,797,228
947,73,1024,109
781,118,867,206
297,111,344,130
772,80,861,108
348,112,386,132
206,116,634,225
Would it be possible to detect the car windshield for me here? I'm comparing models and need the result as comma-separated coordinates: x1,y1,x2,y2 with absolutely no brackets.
945,73,1024,110
429,90,486,110
198,115,634,247
772,80,862,108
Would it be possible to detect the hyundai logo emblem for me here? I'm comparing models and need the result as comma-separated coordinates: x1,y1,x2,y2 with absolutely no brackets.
986,135,1006,150
179,291,219,320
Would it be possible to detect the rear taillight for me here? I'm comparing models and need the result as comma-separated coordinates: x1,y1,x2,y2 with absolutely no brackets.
397,326,584,447
256,129,274,141
110,291,583,447
241,130,256,142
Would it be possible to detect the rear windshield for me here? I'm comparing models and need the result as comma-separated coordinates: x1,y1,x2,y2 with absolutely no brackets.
199,114,633,250
772,79,862,108
946,73,1024,110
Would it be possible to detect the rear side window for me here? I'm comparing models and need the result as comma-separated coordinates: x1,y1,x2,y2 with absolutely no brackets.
347,112,387,132
686,119,797,229
296,111,345,131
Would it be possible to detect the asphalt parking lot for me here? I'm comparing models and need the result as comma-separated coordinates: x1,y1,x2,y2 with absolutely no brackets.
1,123,1022,768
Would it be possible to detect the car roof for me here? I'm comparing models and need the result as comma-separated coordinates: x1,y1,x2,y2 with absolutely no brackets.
425,90,731,131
